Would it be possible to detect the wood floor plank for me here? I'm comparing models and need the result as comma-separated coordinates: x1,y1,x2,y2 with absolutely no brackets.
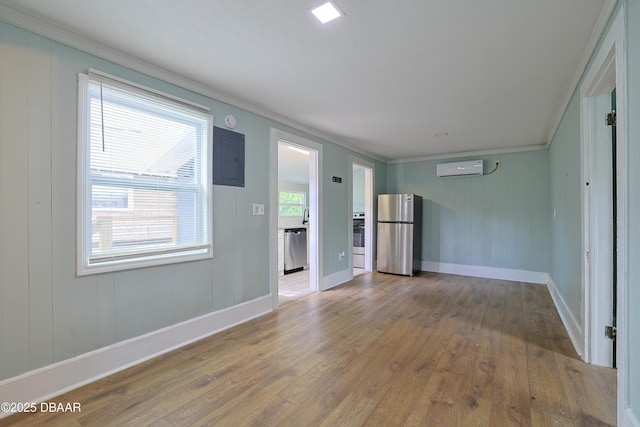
407,334,478,426
458,282,504,426
404,278,490,425
1,272,616,427
522,283,575,426
194,351,327,425
235,395,299,427
530,281,616,426
318,393,377,427
488,282,533,426
359,279,460,426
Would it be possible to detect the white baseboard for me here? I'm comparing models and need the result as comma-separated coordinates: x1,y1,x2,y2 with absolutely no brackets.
421,261,549,284
626,408,640,427
0,295,272,418
321,268,353,291
547,276,584,359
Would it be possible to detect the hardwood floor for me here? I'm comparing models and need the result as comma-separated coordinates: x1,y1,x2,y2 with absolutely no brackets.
2,272,616,426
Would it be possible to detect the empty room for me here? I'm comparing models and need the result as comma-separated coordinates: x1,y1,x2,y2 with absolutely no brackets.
1,1,639,426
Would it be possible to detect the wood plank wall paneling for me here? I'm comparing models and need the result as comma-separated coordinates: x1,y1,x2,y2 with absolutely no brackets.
388,150,550,273
1,23,36,379
0,20,276,381
25,28,55,372
1,272,616,426
50,45,101,363
169,261,214,324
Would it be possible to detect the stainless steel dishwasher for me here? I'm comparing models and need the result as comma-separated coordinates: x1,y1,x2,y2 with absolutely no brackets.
284,228,307,274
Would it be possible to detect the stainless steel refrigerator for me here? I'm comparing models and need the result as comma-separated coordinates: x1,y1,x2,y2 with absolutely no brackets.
376,194,422,276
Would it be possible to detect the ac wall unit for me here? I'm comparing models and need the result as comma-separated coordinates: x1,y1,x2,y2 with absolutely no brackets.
436,160,483,177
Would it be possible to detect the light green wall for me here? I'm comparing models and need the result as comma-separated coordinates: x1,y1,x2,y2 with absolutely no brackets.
548,0,639,417
548,91,582,324
387,151,549,272
625,0,640,415
322,143,351,274
0,20,384,380
5,7,637,417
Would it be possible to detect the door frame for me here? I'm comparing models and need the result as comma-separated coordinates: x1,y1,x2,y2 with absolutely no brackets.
579,4,627,420
270,129,323,308
349,155,375,273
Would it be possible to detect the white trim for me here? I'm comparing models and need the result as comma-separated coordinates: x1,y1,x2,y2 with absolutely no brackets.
270,136,279,309
363,165,374,272
348,155,375,273
75,72,214,276
88,68,210,112
322,268,353,291
612,8,629,422
547,276,585,359
76,73,90,276
625,408,640,427
578,5,628,421
0,4,385,163
580,90,614,366
421,261,549,284
0,295,272,419
611,5,628,422
270,129,323,308
389,144,546,164
545,0,618,147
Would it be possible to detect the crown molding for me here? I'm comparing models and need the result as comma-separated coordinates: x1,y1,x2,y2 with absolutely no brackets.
388,144,547,164
545,0,618,148
0,4,386,164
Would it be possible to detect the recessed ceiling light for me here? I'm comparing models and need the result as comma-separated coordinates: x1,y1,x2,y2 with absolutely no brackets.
311,2,343,24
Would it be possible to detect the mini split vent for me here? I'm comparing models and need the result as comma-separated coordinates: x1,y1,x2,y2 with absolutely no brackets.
436,160,483,177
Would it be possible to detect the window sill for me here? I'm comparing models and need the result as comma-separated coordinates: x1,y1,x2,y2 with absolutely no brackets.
77,248,212,276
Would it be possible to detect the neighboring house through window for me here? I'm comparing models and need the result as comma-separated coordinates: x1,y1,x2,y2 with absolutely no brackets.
77,70,213,275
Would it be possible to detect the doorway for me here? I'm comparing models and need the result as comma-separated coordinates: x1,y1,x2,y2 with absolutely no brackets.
350,156,374,276
579,8,626,417
270,129,322,308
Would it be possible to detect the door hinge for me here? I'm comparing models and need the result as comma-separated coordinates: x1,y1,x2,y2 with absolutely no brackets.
605,325,617,340
606,112,617,126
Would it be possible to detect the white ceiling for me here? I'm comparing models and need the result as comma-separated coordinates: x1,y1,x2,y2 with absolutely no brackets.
0,0,607,161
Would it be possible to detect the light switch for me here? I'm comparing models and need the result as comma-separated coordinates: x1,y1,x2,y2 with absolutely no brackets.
253,203,265,215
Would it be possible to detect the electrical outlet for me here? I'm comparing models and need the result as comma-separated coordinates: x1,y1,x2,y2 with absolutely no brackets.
339,250,345,260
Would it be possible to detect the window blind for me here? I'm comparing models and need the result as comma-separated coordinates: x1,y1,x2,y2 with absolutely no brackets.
77,72,213,274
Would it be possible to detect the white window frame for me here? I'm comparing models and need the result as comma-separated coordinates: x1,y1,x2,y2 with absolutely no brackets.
76,70,213,275
279,190,306,217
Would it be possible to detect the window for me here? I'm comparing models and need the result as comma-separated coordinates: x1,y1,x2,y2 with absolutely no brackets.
77,71,213,275
279,191,306,216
